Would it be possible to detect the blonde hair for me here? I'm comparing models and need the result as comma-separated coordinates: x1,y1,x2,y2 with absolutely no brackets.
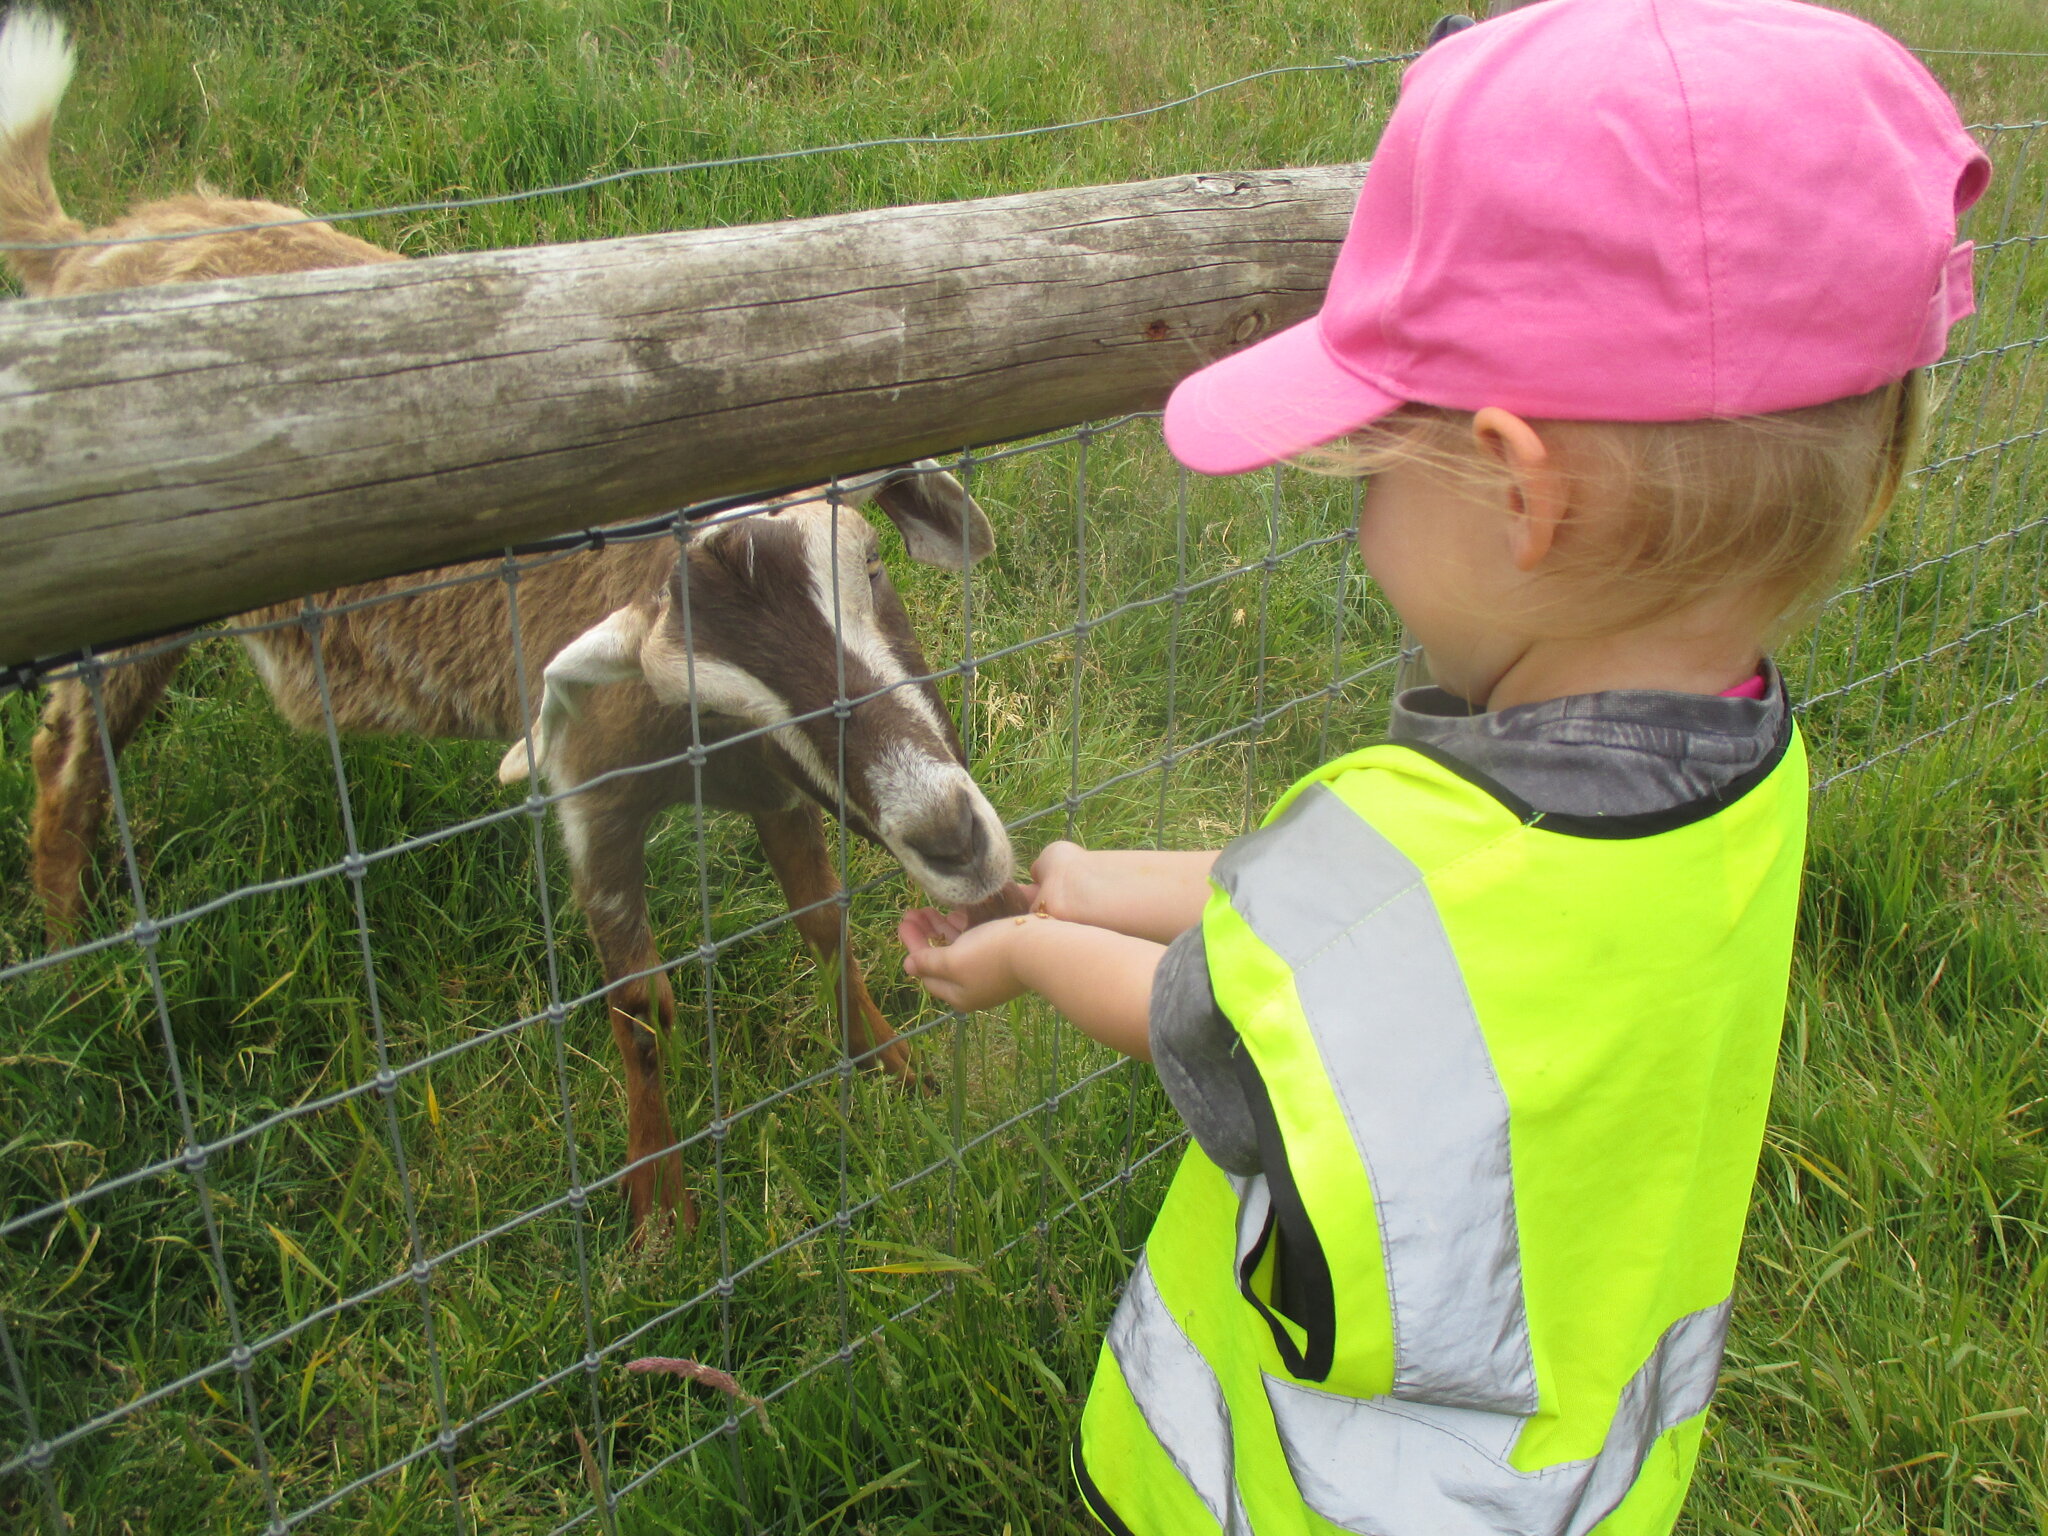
1305,373,1927,639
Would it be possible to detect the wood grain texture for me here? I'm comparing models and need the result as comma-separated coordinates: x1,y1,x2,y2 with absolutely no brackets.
0,165,1364,666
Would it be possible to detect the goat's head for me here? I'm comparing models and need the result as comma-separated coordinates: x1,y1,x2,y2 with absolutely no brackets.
498,461,1013,906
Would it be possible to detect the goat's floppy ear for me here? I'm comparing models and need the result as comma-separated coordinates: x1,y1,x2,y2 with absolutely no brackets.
497,602,652,785
861,460,995,572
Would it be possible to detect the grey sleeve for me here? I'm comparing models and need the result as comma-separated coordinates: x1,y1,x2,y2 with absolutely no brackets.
1149,924,1261,1177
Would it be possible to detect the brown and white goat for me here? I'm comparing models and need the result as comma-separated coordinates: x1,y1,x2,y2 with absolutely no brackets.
5,9,1017,1232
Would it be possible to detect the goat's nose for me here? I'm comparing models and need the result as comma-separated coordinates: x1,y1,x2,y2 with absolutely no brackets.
898,784,987,873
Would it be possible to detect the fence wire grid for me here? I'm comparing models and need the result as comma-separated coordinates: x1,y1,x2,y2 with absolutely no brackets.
3,48,2046,1536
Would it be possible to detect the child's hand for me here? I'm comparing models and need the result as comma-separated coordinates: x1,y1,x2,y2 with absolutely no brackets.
897,905,972,951
1015,841,1218,943
898,908,1029,1012
1022,839,1090,921
899,905,1162,1058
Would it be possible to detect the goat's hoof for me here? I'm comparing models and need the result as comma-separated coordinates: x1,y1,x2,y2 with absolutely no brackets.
885,1057,938,1096
625,1193,698,1251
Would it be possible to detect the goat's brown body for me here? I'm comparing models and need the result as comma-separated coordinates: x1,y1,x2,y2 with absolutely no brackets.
239,548,671,742
11,36,947,1235
31,536,921,1235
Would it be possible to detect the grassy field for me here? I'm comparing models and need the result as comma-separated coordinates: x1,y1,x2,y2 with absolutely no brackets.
2,1,2045,1532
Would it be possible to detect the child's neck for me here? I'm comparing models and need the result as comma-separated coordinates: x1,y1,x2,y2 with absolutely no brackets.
1476,627,1765,712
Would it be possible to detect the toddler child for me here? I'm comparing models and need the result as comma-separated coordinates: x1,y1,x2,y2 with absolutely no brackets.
898,1,1988,1531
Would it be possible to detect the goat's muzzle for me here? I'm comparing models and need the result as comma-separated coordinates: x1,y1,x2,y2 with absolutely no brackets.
871,760,1013,908
897,782,990,876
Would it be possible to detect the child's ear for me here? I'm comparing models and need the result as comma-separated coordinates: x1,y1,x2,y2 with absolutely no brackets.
1472,407,1568,572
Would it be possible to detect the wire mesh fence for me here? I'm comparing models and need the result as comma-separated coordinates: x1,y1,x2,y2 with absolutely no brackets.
1794,113,2048,796
2,54,2044,1536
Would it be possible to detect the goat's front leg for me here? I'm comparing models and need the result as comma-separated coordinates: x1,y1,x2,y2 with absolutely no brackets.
557,790,694,1237
752,802,923,1088
31,645,190,950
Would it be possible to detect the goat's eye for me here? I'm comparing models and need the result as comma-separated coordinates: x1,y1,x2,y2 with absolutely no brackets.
865,555,884,583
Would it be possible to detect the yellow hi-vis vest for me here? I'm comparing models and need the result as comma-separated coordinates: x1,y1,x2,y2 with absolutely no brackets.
1077,725,1808,1536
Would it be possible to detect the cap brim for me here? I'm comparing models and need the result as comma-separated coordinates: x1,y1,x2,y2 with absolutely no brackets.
1163,316,1403,476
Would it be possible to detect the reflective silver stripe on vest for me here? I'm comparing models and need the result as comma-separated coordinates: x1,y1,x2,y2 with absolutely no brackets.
1263,1297,1731,1536
1213,783,1537,1415
1106,1257,1252,1535
1233,1171,1273,1272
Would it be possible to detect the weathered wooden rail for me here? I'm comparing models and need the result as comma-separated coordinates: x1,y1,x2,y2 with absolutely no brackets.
0,165,1364,667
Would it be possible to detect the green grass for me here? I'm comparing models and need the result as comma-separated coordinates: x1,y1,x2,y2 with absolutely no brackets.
2,2,2045,1533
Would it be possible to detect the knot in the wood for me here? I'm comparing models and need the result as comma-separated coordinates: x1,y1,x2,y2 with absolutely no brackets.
1229,309,1268,347
1192,173,1257,197
1143,319,1172,342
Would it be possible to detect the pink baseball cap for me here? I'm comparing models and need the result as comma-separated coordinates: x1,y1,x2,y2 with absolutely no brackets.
1164,0,1992,476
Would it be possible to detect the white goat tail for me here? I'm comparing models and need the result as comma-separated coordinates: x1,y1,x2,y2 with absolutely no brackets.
0,7,71,144
0,5,81,293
